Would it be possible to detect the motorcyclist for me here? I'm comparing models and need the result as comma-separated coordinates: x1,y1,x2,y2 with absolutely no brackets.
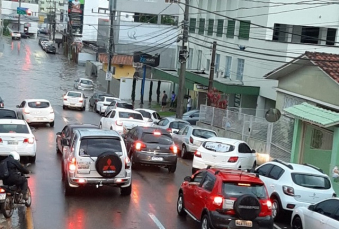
3,151,29,200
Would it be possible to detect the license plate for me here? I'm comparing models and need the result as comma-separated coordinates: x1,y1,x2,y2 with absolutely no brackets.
235,220,252,227
78,165,90,169
151,157,163,161
37,117,44,120
70,103,75,105
7,141,18,145
0,194,6,200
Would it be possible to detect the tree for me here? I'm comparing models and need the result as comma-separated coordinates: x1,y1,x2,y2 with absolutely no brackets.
3,20,10,36
207,88,228,109
131,78,136,103
149,81,153,103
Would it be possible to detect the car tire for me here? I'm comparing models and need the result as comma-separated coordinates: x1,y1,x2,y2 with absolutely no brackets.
50,121,54,127
168,164,176,173
272,197,284,220
181,145,188,159
292,216,303,229
81,106,85,111
64,179,75,196
177,193,187,217
120,183,132,196
28,155,36,163
234,194,261,221
131,154,139,170
63,105,66,110
200,214,211,229
95,151,123,178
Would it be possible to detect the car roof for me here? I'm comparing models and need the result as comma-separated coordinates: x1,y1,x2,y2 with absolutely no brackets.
267,161,326,176
116,108,141,114
163,117,190,122
205,137,244,145
190,126,215,131
0,119,26,124
79,78,93,81
135,108,157,113
207,168,264,184
25,99,51,103
117,101,132,104
136,126,170,134
76,129,121,138
67,91,82,94
67,124,98,129
103,96,119,100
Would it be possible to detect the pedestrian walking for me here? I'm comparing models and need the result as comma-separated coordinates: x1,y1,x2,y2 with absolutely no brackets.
187,95,192,112
161,91,168,111
170,91,176,107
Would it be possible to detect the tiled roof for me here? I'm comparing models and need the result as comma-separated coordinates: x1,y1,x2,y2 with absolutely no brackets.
305,51,339,84
284,102,339,128
99,54,133,66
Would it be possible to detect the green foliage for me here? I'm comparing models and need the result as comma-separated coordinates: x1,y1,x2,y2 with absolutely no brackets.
139,14,157,24
161,16,176,25
3,20,11,36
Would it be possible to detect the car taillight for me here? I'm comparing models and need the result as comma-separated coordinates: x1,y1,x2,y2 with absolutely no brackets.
283,185,294,196
125,157,131,169
213,196,223,207
190,137,193,144
0,188,5,193
116,120,123,126
228,156,238,163
23,137,34,144
166,128,172,133
170,145,178,154
79,99,83,102
135,142,146,151
24,108,30,114
194,150,201,158
64,97,67,101
69,158,76,171
0,138,2,143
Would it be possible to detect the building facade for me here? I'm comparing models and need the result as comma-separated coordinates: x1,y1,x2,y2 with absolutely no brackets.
38,0,68,32
181,0,339,110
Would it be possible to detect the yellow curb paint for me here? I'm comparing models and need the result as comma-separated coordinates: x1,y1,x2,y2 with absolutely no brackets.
26,208,34,229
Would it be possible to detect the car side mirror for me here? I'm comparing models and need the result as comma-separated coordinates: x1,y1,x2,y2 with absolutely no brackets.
56,132,61,136
61,139,69,146
308,205,315,211
252,149,256,154
184,176,191,182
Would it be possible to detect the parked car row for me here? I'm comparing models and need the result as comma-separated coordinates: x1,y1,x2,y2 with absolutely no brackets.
38,37,56,54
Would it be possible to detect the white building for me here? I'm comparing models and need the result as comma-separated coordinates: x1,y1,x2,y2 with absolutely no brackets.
182,0,339,111
38,0,68,32
0,0,4,57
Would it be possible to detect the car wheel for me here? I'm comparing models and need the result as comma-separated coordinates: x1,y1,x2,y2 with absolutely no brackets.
177,193,187,217
28,155,36,163
64,178,75,196
168,164,176,173
200,214,211,229
292,216,303,229
181,145,188,159
50,121,54,127
272,197,284,220
63,105,66,110
81,106,85,111
120,183,132,196
131,154,139,170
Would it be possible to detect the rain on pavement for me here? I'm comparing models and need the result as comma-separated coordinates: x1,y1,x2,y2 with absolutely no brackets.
0,36,291,229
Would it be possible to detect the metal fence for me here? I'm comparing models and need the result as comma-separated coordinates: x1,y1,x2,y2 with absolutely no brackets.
199,105,295,162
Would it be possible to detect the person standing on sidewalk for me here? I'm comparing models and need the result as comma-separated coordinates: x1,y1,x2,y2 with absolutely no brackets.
187,95,192,112
170,91,176,107
161,91,168,111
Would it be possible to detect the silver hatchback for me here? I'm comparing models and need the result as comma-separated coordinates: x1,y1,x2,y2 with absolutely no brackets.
74,78,94,90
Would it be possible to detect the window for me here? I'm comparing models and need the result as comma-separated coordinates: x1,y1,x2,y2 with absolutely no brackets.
326,28,337,45
202,173,216,192
109,111,116,118
239,20,251,40
314,200,339,217
268,166,284,180
188,48,193,69
80,80,93,85
198,18,205,35
0,110,17,119
332,205,339,221
224,56,232,78
189,18,196,33
0,124,29,134
203,142,235,152
197,50,202,70
117,103,133,109
118,112,143,120
238,143,252,153
216,19,224,37
207,19,214,36
67,92,81,97
223,182,268,199
301,26,319,44
206,59,210,71
192,129,216,139
178,126,187,135
273,24,288,42
310,128,332,150
139,110,151,118
79,138,122,157
215,54,220,73
291,173,331,189
226,20,235,38
28,102,50,108
141,133,173,145
256,164,273,177
236,58,245,81
153,112,161,119
169,121,188,130
158,119,169,126
192,171,205,184
183,126,189,135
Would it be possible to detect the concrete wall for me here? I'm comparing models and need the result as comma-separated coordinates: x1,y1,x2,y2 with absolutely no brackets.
78,53,96,66
98,69,120,98
102,63,135,79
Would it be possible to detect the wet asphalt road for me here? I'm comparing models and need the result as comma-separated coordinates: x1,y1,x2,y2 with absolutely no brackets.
0,37,292,229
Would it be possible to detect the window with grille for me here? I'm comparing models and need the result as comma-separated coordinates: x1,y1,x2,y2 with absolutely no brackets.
236,58,244,81
226,20,235,38
217,19,224,37
189,18,196,33
207,19,214,36
239,20,251,40
224,56,232,78
311,128,333,150
199,18,205,35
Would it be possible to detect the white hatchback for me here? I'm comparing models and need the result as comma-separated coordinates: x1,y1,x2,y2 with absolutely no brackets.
63,91,87,111
192,137,256,174
96,96,120,115
16,99,55,127
0,119,37,162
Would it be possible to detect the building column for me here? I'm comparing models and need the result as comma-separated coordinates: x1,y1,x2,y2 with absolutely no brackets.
157,15,161,24
330,127,339,194
290,119,303,163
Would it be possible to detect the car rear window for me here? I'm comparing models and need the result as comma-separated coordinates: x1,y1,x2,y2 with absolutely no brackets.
138,111,151,118
119,112,143,120
0,124,29,134
223,182,268,199
141,133,173,145
169,121,188,129
28,102,50,108
192,129,216,139
0,110,17,119
67,92,81,97
79,138,122,157
291,173,331,189
117,103,133,109
80,80,93,85
202,141,235,152
106,98,116,103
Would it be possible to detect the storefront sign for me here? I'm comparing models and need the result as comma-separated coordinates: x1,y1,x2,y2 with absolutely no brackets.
194,84,208,92
133,52,160,67
68,0,85,35
234,94,241,107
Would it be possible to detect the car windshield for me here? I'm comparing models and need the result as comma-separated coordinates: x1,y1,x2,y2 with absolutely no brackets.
79,138,122,157
117,103,133,109
192,129,216,139
28,102,50,108
106,98,116,103
202,141,235,152
141,133,173,145
67,92,81,97
291,173,331,189
223,182,267,199
139,111,151,119
80,80,92,85
0,110,17,119
119,112,143,120
0,124,29,134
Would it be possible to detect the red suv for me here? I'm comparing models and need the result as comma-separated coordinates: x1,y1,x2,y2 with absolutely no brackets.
177,168,273,229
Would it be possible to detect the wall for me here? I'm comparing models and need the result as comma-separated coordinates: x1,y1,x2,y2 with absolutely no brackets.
119,78,172,101
78,53,96,66
102,63,135,79
98,69,120,98
115,0,179,15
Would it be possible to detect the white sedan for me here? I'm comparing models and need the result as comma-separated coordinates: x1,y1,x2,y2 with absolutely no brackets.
135,108,161,123
192,137,256,174
63,91,87,111
0,119,37,162
291,198,339,229
16,99,55,127
96,96,120,115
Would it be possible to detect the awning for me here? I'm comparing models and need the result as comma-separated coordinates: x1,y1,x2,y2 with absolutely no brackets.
284,102,339,128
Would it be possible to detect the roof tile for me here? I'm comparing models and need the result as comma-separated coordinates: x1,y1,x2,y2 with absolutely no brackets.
98,54,133,66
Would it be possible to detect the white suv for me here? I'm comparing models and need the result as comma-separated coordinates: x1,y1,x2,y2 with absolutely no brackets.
255,160,336,220
61,128,132,196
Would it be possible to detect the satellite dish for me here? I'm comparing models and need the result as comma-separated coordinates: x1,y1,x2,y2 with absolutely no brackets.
265,108,281,123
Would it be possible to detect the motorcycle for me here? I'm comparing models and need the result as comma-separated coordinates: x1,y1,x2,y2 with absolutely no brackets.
0,165,32,218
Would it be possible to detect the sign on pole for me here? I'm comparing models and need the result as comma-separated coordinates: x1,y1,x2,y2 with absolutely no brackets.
106,71,112,81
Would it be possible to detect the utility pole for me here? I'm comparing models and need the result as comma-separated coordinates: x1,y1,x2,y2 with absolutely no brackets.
176,0,189,119
107,0,117,94
208,41,217,93
52,0,56,42
18,0,22,31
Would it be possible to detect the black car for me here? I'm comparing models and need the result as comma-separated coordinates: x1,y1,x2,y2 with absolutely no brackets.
0,109,18,119
123,126,177,173
89,92,112,108
0,97,3,108
39,38,49,47
20,33,30,39
55,124,98,154
39,28,49,35
45,45,56,54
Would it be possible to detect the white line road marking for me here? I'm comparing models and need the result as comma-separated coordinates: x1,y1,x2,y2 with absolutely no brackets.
148,213,165,229
63,117,68,123
274,223,282,229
